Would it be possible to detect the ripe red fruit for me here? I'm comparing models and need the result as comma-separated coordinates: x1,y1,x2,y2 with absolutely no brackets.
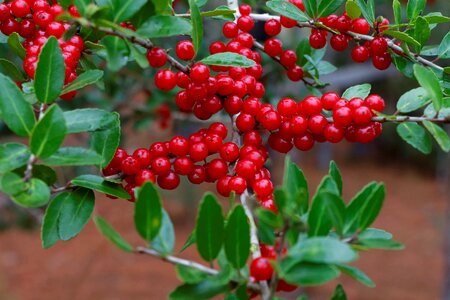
365,94,385,112
220,142,240,162
236,113,256,132
0,4,10,22
264,38,283,57
309,31,327,49
300,96,322,116
264,19,281,36
261,111,281,131
206,159,228,180
111,148,128,168
291,115,308,136
374,17,389,32
324,124,345,143
250,257,274,281
308,114,328,135
155,69,176,91
370,37,389,56
335,15,351,32
188,165,206,184
236,159,257,180
268,133,293,153
135,169,156,186
352,18,370,34
190,63,210,84
151,157,171,175
294,133,315,151
286,65,304,81
209,40,226,54
280,50,297,68
223,22,238,38
216,175,232,197
277,97,297,116
289,0,305,11
173,157,194,175
351,45,370,63
229,176,247,194
189,142,209,162
236,32,254,48
176,40,195,61
157,171,180,190
121,156,141,175
1,18,19,36
33,10,54,28
352,106,373,125
133,148,152,168
147,47,167,68
239,4,252,15
321,92,340,110
208,122,228,139
330,34,349,52
18,19,36,38
237,15,254,32
333,107,353,128
253,179,274,198
372,52,392,70
11,0,31,18
169,136,189,156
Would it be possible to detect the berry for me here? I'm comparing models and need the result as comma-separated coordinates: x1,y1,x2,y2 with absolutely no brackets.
121,156,141,175
375,17,389,32
264,19,281,36
351,45,370,63
135,170,156,186
11,0,31,18
321,92,340,110
370,37,388,56
309,32,327,49
277,98,297,116
253,179,273,198
330,34,349,52
294,133,315,151
157,171,180,190
220,142,240,162
209,40,226,54
188,166,206,184
147,47,167,68
133,148,152,168
229,176,247,194
333,107,353,128
176,40,195,61
286,65,304,81
235,159,257,180
189,142,209,162
372,52,392,70
239,4,252,15
365,94,385,112
216,175,232,197
190,63,210,84
170,136,189,156
280,15,297,28
264,38,283,57
250,257,274,281
155,69,176,91
223,22,238,38
206,159,228,180
237,15,254,32
352,18,370,34
308,114,328,135
324,124,345,143
280,50,297,68
300,96,322,116
352,106,373,125
151,157,171,175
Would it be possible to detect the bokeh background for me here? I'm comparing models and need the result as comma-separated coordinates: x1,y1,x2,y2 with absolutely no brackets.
0,0,449,299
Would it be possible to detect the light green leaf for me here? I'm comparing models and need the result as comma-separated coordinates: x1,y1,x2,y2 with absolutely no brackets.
72,174,130,199
12,178,50,208
383,30,420,47
346,1,361,20
64,108,110,134
406,0,426,20
169,279,229,300
423,121,450,152
413,64,443,111
354,0,375,26
61,70,104,94
111,0,147,22
0,143,31,174
393,0,401,24
7,33,25,59
189,0,203,55
342,83,371,100
396,87,430,113
94,215,134,252
138,16,192,38
303,0,318,18
101,36,129,72
308,191,346,236
397,122,432,154
438,31,450,59
281,260,340,286
266,0,309,22
283,156,309,214
1,172,26,196
290,237,358,264
41,192,67,248
152,209,175,254
336,264,375,287
201,52,256,67
42,147,103,166
359,238,404,250
135,182,163,241
90,112,121,168
176,264,208,284
414,17,430,49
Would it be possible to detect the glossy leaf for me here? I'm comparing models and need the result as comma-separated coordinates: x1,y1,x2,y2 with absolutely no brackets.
12,178,50,208
43,147,103,166
281,260,340,286
423,121,450,152
180,231,196,252
396,87,430,113
41,192,67,248
359,238,404,250
397,122,432,154
345,1,361,20
201,52,256,67
283,156,309,214
152,209,175,254
438,31,450,59
30,105,67,159
196,193,224,262
0,59,25,81
331,284,347,300
111,0,147,22
383,30,420,47
266,0,309,22
0,73,36,136
317,0,345,18
150,0,171,15
336,264,375,287
354,0,375,26
61,70,104,94
101,36,129,72
414,63,443,111
7,33,25,59
406,0,426,20
329,161,343,196
1,172,26,196
224,205,250,269
72,175,130,199
342,83,371,100
414,17,430,49
90,112,121,167
94,215,133,252
0,143,30,173
290,237,358,264
32,165,57,186
303,0,318,18
169,279,229,300
393,0,401,24
189,0,203,54
64,108,110,134
308,191,346,236
176,264,209,284
134,182,163,241
137,16,192,38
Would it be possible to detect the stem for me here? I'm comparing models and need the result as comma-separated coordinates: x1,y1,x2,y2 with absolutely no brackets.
50,173,123,194
269,223,289,298
24,104,47,181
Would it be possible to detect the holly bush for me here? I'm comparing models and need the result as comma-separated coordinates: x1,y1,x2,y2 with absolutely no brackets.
0,0,449,298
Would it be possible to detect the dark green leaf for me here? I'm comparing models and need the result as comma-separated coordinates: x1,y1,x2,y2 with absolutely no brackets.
396,87,430,113
224,205,250,269
423,121,450,152
61,70,104,94
438,32,450,59
281,260,340,286
111,0,147,22
414,17,430,49
345,1,361,19
31,165,57,186
414,61,443,112
283,156,309,214
7,33,26,59
290,237,357,264
90,112,121,167
189,0,203,55
150,0,171,15
406,0,426,20
0,73,36,136
30,105,67,159
201,7,235,19
196,193,224,262
330,284,347,300
303,0,318,18
342,83,371,100
134,182,163,241
201,52,255,67
12,178,50,208
1,172,26,196
397,122,432,154
359,238,404,250
169,279,229,300
127,42,149,68
74,0,89,16
41,192,67,248
354,0,375,25
152,209,175,254
308,192,346,236
383,30,420,47
64,108,110,134
0,143,30,173
137,16,192,38
72,174,130,199
329,161,342,196
296,38,313,66
101,36,129,71
180,231,196,252
392,55,414,78
0,59,25,81
42,147,103,166
266,0,309,22
336,264,375,287
393,0,401,24
256,208,284,229
176,264,209,284
317,0,345,18
94,215,133,252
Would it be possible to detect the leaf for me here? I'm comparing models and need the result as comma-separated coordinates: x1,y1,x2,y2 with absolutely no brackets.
382,30,420,47
359,228,393,240
12,178,50,208
438,31,450,59
331,284,347,300
342,83,371,100
90,112,121,168
150,0,171,15
414,17,430,49
0,143,30,173
406,0,426,20
0,73,36,136
31,165,57,186
152,209,175,254
41,192,66,248
396,87,430,113
94,215,133,252
169,279,229,300
393,0,401,24
64,108,110,134
224,205,250,269
266,0,309,22
336,264,375,287
101,36,129,72
72,174,130,199
281,260,340,286
308,192,346,236
134,182,163,241
296,38,313,66
58,188,95,241
137,16,192,38
126,42,149,68
1,172,26,196
0,59,25,81
392,55,414,78
317,0,345,18
290,237,358,264
359,238,404,250
201,52,256,67
397,122,432,154
329,161,342,196
111,0,147,22
345,1,361,20
61,70,104,94
176,264,209,284
303,0,318,18
42,147,103,166
30,105,67,159
345,183,385,233
180,231,196,252
201,7,235,18
354,0,375,26
196,193,224,262
283,156,309,214
189,0,203,55
423,14,450,24
34,37,65,103
423,121,450,152
74,0,89,16
7,33,26,59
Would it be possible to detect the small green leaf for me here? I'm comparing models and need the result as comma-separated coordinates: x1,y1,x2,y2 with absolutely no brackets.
32,165,57,186
336,264,375,288
224,205,250,269
180,231,196,252
34,37,65,103
345,1,361,20
290,237,358,264
317,0,346,18
189,0,203,55
30,105,67,159
43,147,103,166
266,0,309,22
0,59,25,81
281,260,340,286
331,284,347,300
101,36,129,72
94,215,133,252
152,209,175,254
7,33,26,59
169,279,229,300
397,122,432,154
90,112,121,168
414,17,430,49
74,0,89,16
308,191,346,236
406,0,426,20
61,70,104,94
396,87,430,113
176,264,209,284
423,14,450,24
283,156,309,214
64,108,110,134
150,0,171,15
137,16,192,38
329,161,342,196
342,83,371,100
111,0,147,22
12,178,50,208
354,0,375,26
423,121,450,152
201,7,235,19
134,182,163,241
72,174,130,199
414,62,443,112
41,192,67,248
0,73,36,136
1,172,26,196
303,0,317,18
201,52,256,67
359,238,404,250
393,0,401,24
0,143,30,173
383,30,420,47
438,31,450,59
359,228,393,240
196,193,224,262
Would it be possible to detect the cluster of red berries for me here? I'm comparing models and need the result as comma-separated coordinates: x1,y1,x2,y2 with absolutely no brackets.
0,0,84,100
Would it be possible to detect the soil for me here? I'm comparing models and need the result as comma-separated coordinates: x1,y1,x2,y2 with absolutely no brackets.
0,158,447,300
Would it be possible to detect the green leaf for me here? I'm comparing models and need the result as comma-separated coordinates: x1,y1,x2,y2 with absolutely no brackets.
359,228,393,240
342,83,371,100
423,121,450,152
0,59,25,81
354,0,375,26
58,188,95,241
336,264,375,288
101,36,129,72
201,7,235,19
331,284,347,300
396,87,430,113
12,178,50,208
423,14,450,24
90,112,121,167
329,161,342,196
414,63,443,112
296,38,313,66
1,172,26,196
176,264,209,284
169,279,229,300
308,192,346,236
266,0,309,22
41,192,67,248
152,209,175,254
224,205,250,269
359,238,404,250
290,237,358,264
196,193,224,262
110,0,147,22
0,73,36,136
397,122,432,154
180,231,196,252
134,182,163,241
0,143,30,174
317,0,345,18
150,0,171,15
64,108,110,134
281,260,340,286
7,33,26,59
201,52,256,67
383,30,420,47
345,1,361,20
283,156,309,214
392,55,414,78
189,0,203,55
30,105,67,159
303,0,318,18
74,0,89,16
345,183,385,233
34,37,65,103
137,16,192,38
72,174,130,199
414,17,430,49
406,0,426,20
393,0,401,24
94,215,133,252
127,42,149,68
42,147,103,166
438,31,450,59
61,70,104,94
32,165,57,186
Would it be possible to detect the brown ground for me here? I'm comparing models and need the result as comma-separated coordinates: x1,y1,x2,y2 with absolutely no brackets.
0,158,447,300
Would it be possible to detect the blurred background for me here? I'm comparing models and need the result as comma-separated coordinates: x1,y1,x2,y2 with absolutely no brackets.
0,0,449,299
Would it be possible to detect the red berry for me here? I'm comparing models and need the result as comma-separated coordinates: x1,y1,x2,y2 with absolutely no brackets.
1,18,19,36
18,19,36,38
277,97,297,116
375,17,389,33
321,92,340,110
324,124,345,143
333,107,352,128
208,122,228,139
280,50,297,68
280,15,297,28
220,142,240,162
330,34,349,52
239,4,252,15
169,136,189,156
235,159,257,180
206,158,228,180
268,132,293,153
352,106,373,125
216,175,232,197
68,5,81,17
188,165,206,184
147,47,167,68
11,0,30,18
286,65,304,81
309,32,327,49
223,22,238,38
300,96,322,116
33,10,54,28
294,133,315,151
352,18,370,34
250,257,274,281
351,45,370,63
0,4,10,22
135,169,156,186
176,40,195,61
370,37,388,56
335,15,351,32
236,113,256,132
229,176,247,194
209,40,226,54
151,157,171,175
253,179,274,198
365,94,385,112
261,111,281,131
243,130,263,147
308,114,328,135
150,142,170,158
264,38,283,57
289,0,305,11
190,63,210,84
133,148,152,168
189,142,209,162
121,156,141,175
174,156,194,175
50,4,64,16
372,53,392,70
157,171,180,190
155,69,176,91
236,32,254,48
291,115,308,135
264,19,281,36
237,15,254,32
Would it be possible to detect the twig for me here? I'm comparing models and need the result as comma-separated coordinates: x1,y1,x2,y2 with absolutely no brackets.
24,104,47,181
269,223,289,298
